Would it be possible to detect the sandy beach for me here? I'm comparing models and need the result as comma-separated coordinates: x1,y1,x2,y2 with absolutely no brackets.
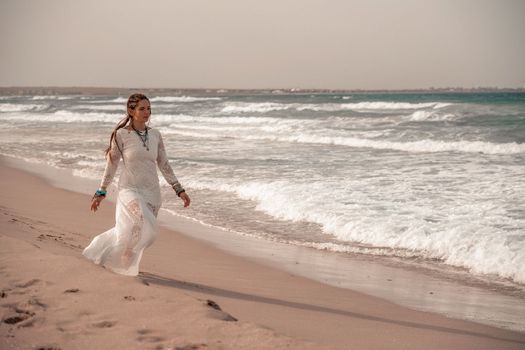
1,160,525,350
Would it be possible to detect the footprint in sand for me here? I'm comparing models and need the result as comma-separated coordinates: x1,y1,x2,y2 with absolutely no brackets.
204,299,237,322
2,279,42,297
92,320,116,328
2,307,35,325
138,335,166,343
27,297,47,310
15,278,41,289
174,344,208,350
136,328,166,343
2,295,47,328
3,314,30,324
6,211,81,250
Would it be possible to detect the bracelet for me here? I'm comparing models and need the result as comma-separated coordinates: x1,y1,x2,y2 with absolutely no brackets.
95,189,107,197
171,183,185,196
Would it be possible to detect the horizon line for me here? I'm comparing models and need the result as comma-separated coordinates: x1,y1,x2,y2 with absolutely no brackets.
1,85,525,95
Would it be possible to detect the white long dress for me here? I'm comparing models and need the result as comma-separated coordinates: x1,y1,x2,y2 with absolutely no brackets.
82,127,184,276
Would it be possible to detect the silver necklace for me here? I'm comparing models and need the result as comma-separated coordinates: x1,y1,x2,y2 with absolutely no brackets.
132,125,149,151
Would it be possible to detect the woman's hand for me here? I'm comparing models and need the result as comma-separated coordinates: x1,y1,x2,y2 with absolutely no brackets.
179,192,191,207
91,196,104,212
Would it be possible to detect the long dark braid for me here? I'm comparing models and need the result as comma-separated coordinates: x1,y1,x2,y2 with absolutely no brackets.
104,93,150,162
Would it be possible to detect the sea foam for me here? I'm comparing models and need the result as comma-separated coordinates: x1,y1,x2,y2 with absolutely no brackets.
221,101,452,114
0,103,50,112
297,102,452,112
161,127,525,155
149,96,222,102
221,102,291,113
182,177,525,284
2,110,123,123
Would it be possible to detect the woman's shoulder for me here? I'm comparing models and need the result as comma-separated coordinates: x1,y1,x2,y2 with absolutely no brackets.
116,126,146,134
115,127,131,137
115,126,160,136
116,126,131,133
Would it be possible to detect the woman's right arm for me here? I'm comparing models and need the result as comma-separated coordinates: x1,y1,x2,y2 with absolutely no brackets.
100,132,123,189
91,132,123,211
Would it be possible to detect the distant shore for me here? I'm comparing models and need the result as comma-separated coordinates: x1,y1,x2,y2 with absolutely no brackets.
0,86,524,97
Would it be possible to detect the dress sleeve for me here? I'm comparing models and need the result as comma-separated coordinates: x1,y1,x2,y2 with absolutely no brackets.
100,131,123,189
156,131,184,194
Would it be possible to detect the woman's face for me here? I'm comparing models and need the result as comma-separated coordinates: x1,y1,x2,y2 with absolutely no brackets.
130,99,151,123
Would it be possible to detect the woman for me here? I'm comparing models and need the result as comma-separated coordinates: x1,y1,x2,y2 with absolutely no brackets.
83,93,190,276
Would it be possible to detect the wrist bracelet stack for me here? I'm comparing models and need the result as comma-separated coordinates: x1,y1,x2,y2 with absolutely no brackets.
94,189,107,197
171,183,185,197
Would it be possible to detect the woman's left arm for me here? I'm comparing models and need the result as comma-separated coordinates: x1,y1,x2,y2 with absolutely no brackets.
156,131,191,207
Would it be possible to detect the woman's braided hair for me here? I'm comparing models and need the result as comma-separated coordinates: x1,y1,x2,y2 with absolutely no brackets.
105,93,150,161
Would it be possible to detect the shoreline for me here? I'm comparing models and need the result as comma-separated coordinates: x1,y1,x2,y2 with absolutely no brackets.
3,155,525,334
1,159,525,349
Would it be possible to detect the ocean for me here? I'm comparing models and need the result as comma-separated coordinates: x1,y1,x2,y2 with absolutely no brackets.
1,91,524,288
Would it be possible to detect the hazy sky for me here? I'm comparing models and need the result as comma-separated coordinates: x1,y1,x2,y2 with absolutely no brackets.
1,0,524,90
